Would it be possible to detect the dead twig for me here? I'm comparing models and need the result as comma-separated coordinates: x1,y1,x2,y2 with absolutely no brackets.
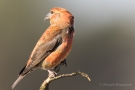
39,71,91,90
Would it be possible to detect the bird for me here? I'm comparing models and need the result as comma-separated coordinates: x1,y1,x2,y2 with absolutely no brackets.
11,7,75,89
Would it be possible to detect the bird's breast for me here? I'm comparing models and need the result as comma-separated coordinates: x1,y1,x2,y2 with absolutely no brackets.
41,31,74,70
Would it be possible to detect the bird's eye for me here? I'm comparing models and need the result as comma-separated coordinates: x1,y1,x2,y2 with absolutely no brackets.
50,11,54,14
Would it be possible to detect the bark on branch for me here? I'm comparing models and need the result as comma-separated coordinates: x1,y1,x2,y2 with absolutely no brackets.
39,71,91,90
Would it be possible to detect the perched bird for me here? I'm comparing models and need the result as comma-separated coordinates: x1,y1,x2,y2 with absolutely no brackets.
11,7,75,89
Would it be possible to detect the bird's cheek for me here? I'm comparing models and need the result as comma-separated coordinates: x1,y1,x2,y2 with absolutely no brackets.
51,14,60,21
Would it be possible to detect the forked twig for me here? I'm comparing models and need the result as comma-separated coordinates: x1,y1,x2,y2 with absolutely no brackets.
40,71,91,90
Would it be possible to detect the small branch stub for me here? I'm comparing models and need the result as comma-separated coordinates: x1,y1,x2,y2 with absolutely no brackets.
40,71,91,90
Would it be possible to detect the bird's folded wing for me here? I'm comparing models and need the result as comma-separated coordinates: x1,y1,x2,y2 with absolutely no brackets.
19,34,62,75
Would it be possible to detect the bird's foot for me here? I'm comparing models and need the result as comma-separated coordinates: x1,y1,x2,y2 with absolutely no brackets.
60,59,67,67
47,70,57,77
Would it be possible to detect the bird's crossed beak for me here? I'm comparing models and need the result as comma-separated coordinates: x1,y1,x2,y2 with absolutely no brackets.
44,13,52,21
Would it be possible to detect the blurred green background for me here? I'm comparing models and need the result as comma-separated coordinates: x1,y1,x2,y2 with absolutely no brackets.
0,0,135,90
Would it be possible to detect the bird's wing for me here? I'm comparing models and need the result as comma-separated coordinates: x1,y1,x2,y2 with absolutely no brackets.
19,33,63,76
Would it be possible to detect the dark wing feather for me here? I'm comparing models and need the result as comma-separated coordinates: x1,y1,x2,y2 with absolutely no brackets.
19,65,26,75
19,34,62,76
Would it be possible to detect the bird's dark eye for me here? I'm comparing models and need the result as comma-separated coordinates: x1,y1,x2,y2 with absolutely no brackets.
50,11,54,14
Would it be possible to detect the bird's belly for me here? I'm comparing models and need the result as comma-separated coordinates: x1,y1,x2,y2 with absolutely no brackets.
41,40,72,70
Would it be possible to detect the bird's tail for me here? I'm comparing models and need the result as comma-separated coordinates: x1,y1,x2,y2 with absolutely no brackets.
11,75,25,89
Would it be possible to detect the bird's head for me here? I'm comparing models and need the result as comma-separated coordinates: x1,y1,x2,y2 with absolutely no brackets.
45,7,74,28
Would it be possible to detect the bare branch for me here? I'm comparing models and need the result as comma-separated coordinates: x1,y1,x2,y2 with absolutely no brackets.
39,71,91,90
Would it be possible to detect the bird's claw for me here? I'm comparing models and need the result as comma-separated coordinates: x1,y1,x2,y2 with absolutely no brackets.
47,70,57,77
60,59,67,67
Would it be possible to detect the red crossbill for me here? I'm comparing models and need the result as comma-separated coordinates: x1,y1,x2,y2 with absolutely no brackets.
11,7,75,89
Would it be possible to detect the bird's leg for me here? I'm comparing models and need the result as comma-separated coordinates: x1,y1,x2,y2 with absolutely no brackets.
47,70,57,77
54,64,60,73
60,59,67,67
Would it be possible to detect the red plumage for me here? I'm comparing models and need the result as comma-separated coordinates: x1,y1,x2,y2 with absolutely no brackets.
12,7,75,89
